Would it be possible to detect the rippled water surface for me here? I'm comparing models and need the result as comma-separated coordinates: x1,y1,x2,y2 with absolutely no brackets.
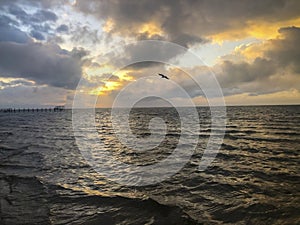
0,106,299,224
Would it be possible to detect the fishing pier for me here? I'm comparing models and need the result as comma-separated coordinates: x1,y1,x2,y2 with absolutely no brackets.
0,106,65,113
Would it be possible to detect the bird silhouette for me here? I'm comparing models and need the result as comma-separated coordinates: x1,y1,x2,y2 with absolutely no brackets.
158,73,169,79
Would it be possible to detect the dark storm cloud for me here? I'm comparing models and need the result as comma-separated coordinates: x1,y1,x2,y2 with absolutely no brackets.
219,58,277,87
0,15,19,26
70,47,90,59
265,26,300,73
0,15,28,42
56,24,69,33
74,0,300,46
31,24,51,33
32,9,58,22
171,33,207,47
105,41,186,69
136,32,207,47
0,23,29,43
7,4,29,22
30,30,45,40
0,42,87,89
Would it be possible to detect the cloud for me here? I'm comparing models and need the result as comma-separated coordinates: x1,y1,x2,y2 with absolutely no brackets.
216,26,300,95
7,4,58,24
1,2,58,42
0,78,35,88
265,26,300,73
30,30,45,40
0,0,299,107
32,9,58,22
0,23,29,43
219,58,277,87
74,0,300,45
0,14,29,43
6,4,51,26
0,84,69,108
3,0,300,47
0,14,19,26
56,24,69,33
31,24,51,33
70,25,100,45
7,4,30,23
0,42,87,89
101,41,186,69
223,89,300,106
111,26,300,102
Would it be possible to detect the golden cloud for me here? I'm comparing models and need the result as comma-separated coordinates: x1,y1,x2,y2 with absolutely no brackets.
209,17,300,43
138,22,164,37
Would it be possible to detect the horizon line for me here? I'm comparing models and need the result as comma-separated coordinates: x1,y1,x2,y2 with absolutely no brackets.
1,103,300,110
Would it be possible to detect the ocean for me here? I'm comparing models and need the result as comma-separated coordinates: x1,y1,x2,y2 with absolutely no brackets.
0,105,299,224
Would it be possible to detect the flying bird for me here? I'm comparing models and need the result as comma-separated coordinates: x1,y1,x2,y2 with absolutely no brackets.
158,73,169,80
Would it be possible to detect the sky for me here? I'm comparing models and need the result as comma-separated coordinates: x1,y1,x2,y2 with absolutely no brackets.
0,0,299,108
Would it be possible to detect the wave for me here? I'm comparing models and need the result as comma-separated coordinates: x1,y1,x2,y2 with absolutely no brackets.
0,174,50,225
224,134,300,143
48,187,199,225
